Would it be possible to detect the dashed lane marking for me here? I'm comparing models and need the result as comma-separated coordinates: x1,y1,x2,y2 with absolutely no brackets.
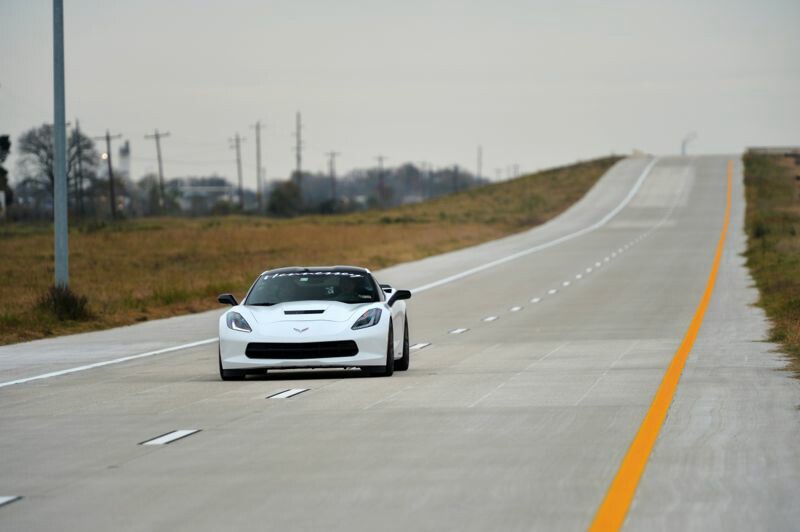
140,429,201,446
449,328,469,335
267,388,308,399
0,496,22,509
410,342,431,351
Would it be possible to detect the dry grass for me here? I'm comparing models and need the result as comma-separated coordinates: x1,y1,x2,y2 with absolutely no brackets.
743,153,800,375
0,156,619,345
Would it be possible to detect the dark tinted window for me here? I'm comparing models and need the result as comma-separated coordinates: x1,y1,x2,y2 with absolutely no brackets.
245,271,380,305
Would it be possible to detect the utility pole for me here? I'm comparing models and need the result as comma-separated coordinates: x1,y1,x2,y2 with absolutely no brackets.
144,129,170,212
375,155,387,207
294,112,303,188
326,151,340,201
476,145,483,181
229,133,245,209
52,0,68,287
94,130,122,219
251,120,264,212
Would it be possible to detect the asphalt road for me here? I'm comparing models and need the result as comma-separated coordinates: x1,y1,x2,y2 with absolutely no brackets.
1,155,798,531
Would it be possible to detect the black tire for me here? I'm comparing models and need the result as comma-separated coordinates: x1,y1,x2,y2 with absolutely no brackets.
395,318,410,371
365,323,394,377
219,348,245,381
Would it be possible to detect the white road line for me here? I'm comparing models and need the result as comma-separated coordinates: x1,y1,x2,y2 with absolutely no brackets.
0,496,21,508
595,261,602,267
449,328,469,335
483,316,499,322
530,297,541,303
410,342,431,350
576,274,583,279
268,388,308,399
0,338,218,390
410,158,658,294
0,158,659,391
140,429,200,446
548,289,558,295
509,306,523,312
586,267,593,273
562,281,571,287
604,257,610,262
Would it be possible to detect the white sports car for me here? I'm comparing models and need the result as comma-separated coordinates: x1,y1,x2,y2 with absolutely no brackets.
217,266,412,380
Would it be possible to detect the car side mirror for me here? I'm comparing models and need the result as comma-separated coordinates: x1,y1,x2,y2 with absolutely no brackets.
218,293,238,306
387,289,411,307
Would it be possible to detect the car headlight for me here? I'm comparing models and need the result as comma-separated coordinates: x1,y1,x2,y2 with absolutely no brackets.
352,308,382,330
226,311,252,332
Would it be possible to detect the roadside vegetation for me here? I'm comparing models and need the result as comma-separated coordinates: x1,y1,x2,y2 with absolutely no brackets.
743,153,800,374
0,156,620,345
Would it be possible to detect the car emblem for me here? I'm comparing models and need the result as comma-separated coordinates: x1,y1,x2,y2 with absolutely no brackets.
293,327,309,333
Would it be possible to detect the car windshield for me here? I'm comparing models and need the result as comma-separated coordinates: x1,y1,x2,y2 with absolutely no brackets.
245,270,380,305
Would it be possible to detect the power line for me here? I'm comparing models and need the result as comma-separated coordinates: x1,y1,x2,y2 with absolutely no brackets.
294,111,303,190
375,155,388,207
476,145,483,181
93,129,123,219
144,129,170,211
229,133,245,209
250,120,264,213
326,151,340,201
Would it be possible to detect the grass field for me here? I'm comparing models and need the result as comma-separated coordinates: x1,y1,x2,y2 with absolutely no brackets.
743,153,800,374
0,156,620,345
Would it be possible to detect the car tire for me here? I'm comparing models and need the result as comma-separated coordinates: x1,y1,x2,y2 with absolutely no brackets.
219,348,245,381
365,322,394,377
395,318,410,371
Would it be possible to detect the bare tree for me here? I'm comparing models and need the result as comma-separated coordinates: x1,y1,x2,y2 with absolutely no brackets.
16,124,99,198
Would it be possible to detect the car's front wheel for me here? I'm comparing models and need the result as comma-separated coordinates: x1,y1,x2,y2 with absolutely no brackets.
219,348,245,381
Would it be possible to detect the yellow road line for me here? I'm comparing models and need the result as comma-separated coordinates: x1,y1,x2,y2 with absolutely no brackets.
589,160,734,531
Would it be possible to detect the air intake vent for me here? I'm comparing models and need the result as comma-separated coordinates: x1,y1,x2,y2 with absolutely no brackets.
284,310,325,315
246,341,359,359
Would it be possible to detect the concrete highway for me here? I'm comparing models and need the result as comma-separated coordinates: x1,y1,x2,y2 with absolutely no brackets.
1,155,798,531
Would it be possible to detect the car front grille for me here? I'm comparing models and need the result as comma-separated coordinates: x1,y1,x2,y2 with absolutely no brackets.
245,341,359,359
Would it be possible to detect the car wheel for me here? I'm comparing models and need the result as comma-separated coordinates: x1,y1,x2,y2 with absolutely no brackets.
365,322,394,377
219,348,245,381
395,318,410,371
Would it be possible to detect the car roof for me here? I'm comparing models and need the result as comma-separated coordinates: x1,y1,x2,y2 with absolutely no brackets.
260,265,372,276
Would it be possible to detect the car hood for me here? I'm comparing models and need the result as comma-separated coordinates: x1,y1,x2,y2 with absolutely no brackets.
243,301,373,324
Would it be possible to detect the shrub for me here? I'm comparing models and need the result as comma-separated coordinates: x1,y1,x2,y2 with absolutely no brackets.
36,285,93,321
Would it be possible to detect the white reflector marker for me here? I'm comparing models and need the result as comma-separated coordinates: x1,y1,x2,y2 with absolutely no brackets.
0,496,21,509
140,429,200,446
410,342,431,351
449,328,469,335
509,306,522,312
267,388,308,399
483,316,499,322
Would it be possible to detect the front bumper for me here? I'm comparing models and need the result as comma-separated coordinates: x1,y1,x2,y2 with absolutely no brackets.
219,318,389,370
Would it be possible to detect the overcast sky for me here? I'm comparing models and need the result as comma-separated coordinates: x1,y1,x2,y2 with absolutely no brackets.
2,0,798,189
